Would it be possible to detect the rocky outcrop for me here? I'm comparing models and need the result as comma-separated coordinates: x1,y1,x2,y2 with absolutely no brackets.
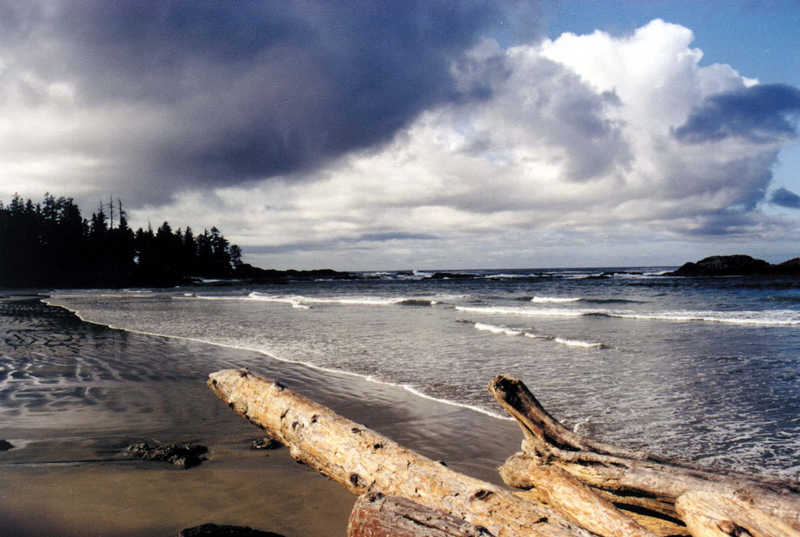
178,523,284,537
668,255,800,277
232,264,357,283
126,441,208,469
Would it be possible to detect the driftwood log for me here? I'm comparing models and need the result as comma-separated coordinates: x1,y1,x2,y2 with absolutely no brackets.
208,369,593,537
347,493,492,537
489,374,800,537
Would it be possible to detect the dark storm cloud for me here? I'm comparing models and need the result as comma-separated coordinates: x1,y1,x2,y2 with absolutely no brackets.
674,84,800,144
3,0,532,205
770,187,800,209
684,209,764,236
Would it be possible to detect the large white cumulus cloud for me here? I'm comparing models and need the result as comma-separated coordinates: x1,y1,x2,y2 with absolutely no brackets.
167,19,799,267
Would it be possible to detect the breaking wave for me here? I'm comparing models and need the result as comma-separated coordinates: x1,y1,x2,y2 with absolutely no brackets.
472,322,603,349
531,296,581,303
456,305,800,327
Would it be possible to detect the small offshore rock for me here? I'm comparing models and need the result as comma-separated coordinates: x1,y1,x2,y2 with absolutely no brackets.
178,523,285,536
251,437,281,450
0,439,14,451
127,441,208,469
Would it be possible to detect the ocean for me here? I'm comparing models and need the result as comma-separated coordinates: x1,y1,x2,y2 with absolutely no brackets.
5,266,800,481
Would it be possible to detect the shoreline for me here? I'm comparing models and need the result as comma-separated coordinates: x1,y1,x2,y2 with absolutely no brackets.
0,298,523,536
44,296,515,422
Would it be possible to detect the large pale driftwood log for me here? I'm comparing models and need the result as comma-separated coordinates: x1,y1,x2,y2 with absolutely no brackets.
347,493,492,537
489,374,800,536
207,369,592,537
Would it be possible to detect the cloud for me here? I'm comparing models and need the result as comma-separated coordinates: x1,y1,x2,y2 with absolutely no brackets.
770,187,800,209
4,12,799,269
162,18,797,268
0,0,528,205
674,84,800,143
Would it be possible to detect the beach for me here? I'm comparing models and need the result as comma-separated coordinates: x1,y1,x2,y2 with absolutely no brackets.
3,268,799,535
0,297,522,537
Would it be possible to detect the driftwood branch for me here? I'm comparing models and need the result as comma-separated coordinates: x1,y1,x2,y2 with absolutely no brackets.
208,369,593,537
489,374,800,537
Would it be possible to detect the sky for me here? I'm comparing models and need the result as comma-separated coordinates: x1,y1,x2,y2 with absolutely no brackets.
2,1,800,270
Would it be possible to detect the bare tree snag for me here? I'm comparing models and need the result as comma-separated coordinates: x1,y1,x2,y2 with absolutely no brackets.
208,369,593,537
675,491,800,537
489,374,800,535
347,493,493,537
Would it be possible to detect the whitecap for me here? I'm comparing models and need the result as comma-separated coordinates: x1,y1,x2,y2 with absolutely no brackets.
531,296,581,303
473,322,523,337
553,337,603,349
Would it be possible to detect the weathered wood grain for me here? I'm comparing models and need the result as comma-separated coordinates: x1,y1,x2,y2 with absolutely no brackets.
347,493,493,537
676,490,800,537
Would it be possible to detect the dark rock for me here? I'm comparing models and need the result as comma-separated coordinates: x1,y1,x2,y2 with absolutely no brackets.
774,257,800,275
232,264,357,284
127,441,208,469
251,437,282,450
427,272,477,280
668,255,774,276
178,523,285,537
0,439,14,451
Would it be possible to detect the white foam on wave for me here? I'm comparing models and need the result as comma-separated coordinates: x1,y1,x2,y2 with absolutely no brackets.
531,296,581,303
456,305,583,317
457,305,800,327
474,322,523,337
176,293,312,310
553,337,604,348
612,310,800,326
567,273,605,280
247,293,312,309
180,291,459,309
400,384,511,420
247,291,442,308
473,322,603,349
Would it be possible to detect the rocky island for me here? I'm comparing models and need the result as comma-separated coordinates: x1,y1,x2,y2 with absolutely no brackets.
669,254,800,277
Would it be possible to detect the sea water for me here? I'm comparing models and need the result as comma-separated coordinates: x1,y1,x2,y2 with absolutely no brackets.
19,267,800,478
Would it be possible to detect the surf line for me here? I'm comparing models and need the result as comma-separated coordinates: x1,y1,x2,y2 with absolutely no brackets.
39,298,512,422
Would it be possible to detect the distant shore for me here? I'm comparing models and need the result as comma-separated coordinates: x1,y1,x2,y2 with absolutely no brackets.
0,298,521,537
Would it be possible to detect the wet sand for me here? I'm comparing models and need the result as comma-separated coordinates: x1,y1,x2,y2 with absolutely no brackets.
0,445,354,537
0,299,522,536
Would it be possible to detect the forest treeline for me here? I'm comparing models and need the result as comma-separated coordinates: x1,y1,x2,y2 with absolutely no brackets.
0,194,243,287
